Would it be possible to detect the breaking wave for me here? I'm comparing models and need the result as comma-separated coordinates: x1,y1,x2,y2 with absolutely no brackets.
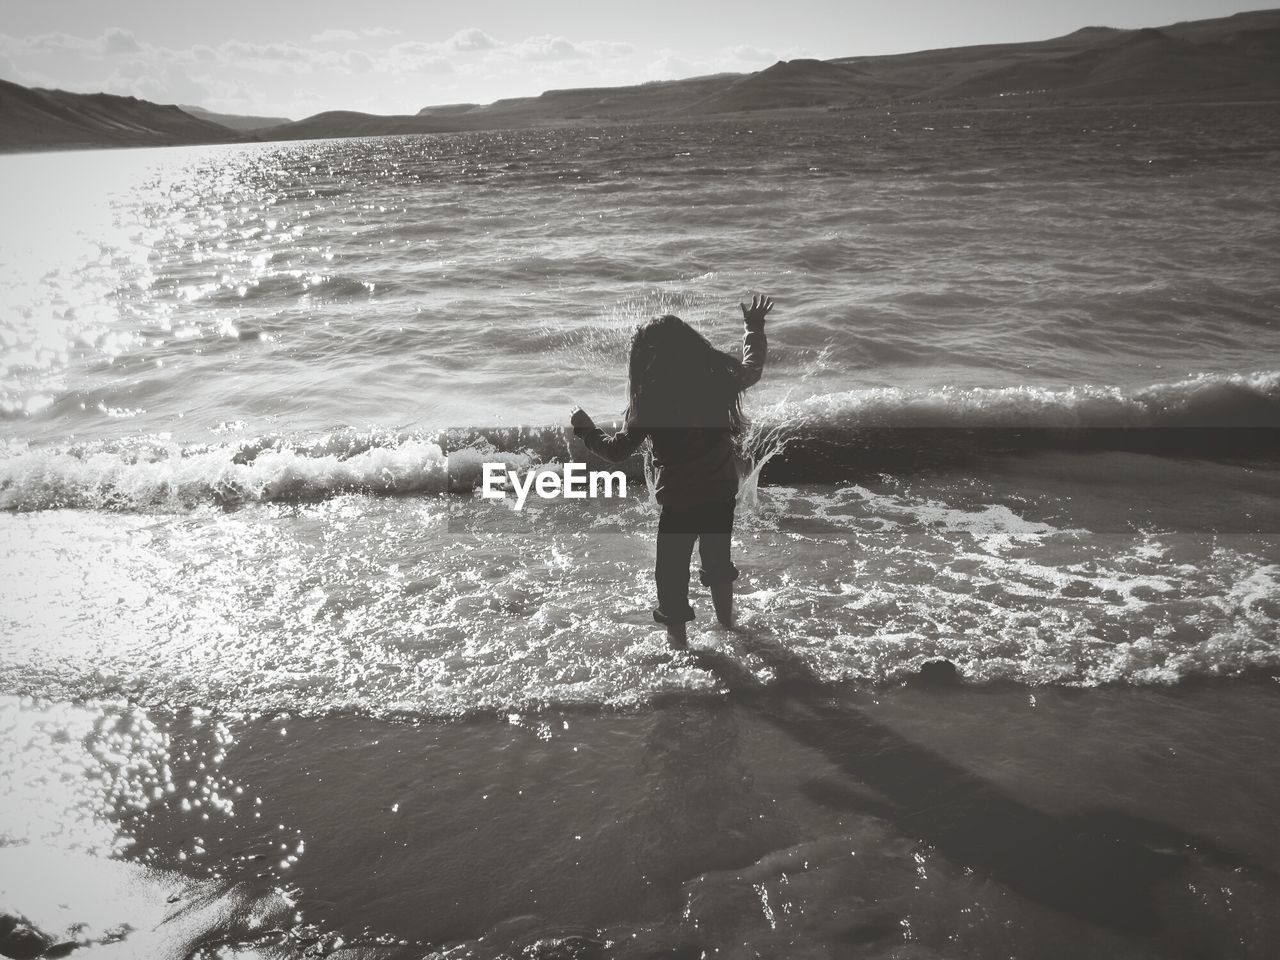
3,371,1277,512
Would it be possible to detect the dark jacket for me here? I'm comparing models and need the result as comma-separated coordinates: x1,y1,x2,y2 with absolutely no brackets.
573,321,766,506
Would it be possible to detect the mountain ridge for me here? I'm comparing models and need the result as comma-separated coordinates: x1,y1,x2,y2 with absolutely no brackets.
0,78,240,151
2,8,1277,153
179,104,292,132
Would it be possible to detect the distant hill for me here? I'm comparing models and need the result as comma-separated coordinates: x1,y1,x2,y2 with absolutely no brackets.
270,7,1280,139
179,104,291,132
250,74,740,141
417,74,740,123
0,79,241,151
800,9,1280,106
254,109,468,141
910,15,1280,102
3,8,1278,152
683,60,896,113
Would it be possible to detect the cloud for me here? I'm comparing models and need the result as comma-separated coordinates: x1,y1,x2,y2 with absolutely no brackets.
501,35,634,62
7,64,62,89
311,29,359,44
222,40,312,62
104,61,211,105
403,55,455,74
385,41,455,74
0,52,21,82
1,28,147,58
312,26,399,43
447,28,499,52
517,36,583,60
217,39,328,73
5,32,102,55
102,28,140,55
175,74,259,113
579,40,635,58
341,49,375,73
647,49,696,80
727,45,779,62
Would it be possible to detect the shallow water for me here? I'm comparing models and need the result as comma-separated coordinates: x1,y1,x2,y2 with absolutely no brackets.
3,477,1278,720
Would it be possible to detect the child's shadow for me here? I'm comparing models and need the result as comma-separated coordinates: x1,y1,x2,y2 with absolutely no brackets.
685,632,1278,947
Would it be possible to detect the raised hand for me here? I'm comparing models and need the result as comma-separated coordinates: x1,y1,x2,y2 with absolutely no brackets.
740,294,774,328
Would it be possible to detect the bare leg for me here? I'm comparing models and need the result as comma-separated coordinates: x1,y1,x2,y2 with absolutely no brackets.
655,525,696,648
710,582,734,627
698,506,737,628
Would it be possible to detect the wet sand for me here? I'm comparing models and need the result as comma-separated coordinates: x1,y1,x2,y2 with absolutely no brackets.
4,657,1279,958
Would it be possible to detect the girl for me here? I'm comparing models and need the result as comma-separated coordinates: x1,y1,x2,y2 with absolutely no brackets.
570,294,772,648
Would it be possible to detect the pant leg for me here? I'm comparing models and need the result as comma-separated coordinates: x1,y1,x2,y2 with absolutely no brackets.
697,501,739,587
654,506,698,624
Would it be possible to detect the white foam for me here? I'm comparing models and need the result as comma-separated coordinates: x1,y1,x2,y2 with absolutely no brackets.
0,436,453,511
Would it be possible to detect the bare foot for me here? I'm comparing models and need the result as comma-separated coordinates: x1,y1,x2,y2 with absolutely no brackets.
666,623,688,649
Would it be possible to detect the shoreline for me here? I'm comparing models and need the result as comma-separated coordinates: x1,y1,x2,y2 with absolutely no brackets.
4,95,1280,156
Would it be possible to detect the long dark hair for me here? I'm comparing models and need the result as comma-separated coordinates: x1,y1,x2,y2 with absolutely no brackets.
625,315,745,433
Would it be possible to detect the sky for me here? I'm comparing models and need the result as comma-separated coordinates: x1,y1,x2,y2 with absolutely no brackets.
0,1,1261,119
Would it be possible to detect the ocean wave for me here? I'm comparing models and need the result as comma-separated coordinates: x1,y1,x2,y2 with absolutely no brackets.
0,436,448,511
197,271,383,303
791,370,1280,429
3,372,1278,512
756,370,1280,476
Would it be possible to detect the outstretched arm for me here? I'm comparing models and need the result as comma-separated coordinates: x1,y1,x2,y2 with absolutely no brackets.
739,294,772,388
570,407,647,463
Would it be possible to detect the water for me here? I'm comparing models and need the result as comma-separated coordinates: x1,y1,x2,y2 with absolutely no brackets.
2,102,1279,957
